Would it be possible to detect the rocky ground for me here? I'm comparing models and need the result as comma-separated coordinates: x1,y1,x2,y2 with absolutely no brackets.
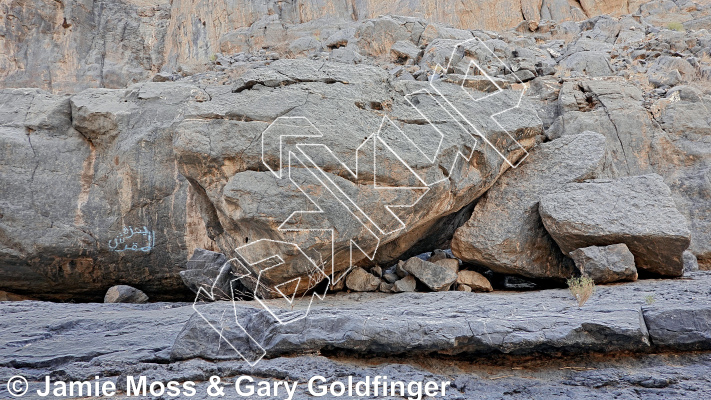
1,272,711,398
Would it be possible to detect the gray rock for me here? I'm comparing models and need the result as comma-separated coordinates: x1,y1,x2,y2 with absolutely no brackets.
329,46,364,64
434,258,459,274
456,270,493,292
179,249,233,300
0,86,208,301
182,56,538,299
152,71,175,82
383,272,399,283
395,261,409,278
322,28,355,48
428,249,448,263
175,272,711,362
345,267,381,292
550,79,711,271
372,266,383,277
0,301,190,370
452,133,608,280
643,301,711,351
560,51,614,77
289,36,321,54
1,48,541,300
570,244,638,284
684,250,700,273
392,275,417,292
647,56,697,87
506,69,536,82
390,40,422,61
1,274,711,398
540,174,691,277
378,281,393,293
402,257,457,291
104,285,149,304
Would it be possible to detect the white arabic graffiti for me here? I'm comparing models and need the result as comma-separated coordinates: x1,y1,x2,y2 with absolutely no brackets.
108,226,155,253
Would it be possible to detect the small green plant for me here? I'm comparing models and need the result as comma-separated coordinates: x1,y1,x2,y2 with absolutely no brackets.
667,21,684,31
645,294,656,305
209,54,218,62
567,275,596,307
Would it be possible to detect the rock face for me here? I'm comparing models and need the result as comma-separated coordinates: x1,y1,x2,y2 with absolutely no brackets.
0,0,656,93
452,133,608,280
540,174,691,277
104,285,149,303
401,257,458,291
0,40,541,299
549,71,711,270
0,87,212,301
2,0,711,298
570,244,638,284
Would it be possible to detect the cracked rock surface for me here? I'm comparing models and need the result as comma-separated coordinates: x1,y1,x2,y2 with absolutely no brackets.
1,272,711,399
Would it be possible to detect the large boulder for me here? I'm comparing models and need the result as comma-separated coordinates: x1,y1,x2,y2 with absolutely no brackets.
452,132,609,280
175,56,540,297
540,174,691,277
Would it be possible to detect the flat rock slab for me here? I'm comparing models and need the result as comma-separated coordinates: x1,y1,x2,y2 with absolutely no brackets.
172,272,711,362
0,302,192,369
174,291,649,361
1,273,710,372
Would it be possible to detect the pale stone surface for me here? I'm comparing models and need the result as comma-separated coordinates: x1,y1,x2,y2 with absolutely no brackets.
346,267,381,292
456,270,494,292
434,258,460,274
402,257,458,291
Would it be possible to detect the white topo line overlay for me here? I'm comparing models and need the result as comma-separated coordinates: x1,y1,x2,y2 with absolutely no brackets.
192,37,534,365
